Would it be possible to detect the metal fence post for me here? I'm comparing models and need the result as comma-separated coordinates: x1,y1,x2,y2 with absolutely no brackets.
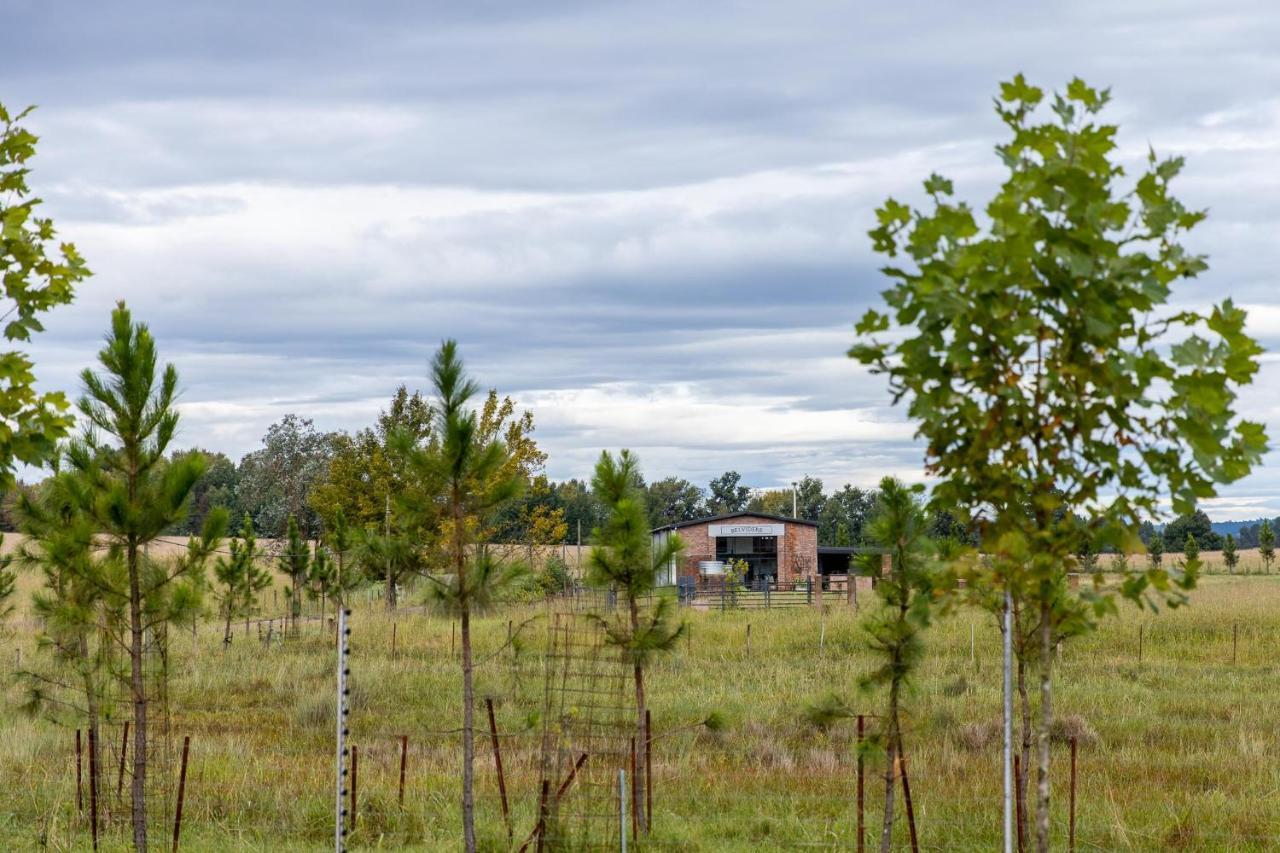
336,607,351,851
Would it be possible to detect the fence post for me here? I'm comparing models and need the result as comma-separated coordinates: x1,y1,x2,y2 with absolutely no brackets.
487,698,512,842
335,607,351,850
172,735,190,853
88,727,99,851
1233,622,1238,664
350,745,358,831
117,722,129,800
398,735,408,808
645,709,653,830
899,743,919,853
76,729,83,816
1069,735,1078,853
856,714,865,853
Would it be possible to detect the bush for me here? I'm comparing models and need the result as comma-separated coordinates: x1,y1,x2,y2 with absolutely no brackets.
537,555,573,595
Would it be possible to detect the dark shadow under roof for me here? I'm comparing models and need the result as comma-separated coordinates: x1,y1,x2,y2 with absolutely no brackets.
651,511,819,534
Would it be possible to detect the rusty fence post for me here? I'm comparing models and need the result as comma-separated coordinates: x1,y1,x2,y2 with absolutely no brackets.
391,622,397,660
1069,735,1078,853
1014,754,1026,853
172,735,190,853
856,714,865,853
629,736,638,838
117,722,129,800
88,727,99,851
350,745,359,831
486,698,512,841
76,729,83,816
645,709,653,830
898,738,918,853
398,735,408,808
535,779,550,853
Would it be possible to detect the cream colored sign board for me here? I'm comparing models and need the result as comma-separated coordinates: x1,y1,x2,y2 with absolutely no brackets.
708,523,785,538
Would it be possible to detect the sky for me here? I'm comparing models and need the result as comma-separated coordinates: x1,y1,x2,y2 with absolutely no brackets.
4,1,1280,520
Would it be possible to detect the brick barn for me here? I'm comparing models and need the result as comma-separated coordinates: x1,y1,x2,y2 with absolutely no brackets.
651,512,819,587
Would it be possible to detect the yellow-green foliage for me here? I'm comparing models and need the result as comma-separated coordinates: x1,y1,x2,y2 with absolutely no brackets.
2,576,1280,850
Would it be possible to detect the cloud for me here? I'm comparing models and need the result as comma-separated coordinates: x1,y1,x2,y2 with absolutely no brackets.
6,0,1280,516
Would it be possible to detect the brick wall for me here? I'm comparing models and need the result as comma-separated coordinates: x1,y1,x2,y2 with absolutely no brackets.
667,515,819,585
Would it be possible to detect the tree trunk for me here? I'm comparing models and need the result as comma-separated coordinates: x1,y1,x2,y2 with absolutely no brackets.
386,567,397,611
291,572,303,630
879,682,899,853
223,601,233,648
1015,609,1032,846
1035,599,1053,853
461,606,476,853
128,541,148,852
629,595,648,834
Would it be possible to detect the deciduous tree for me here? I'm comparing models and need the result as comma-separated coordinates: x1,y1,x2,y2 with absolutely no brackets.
851,76,1266,852
0,103,91,488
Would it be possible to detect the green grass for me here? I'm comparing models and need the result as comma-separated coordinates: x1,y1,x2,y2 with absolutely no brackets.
3,575,1280,850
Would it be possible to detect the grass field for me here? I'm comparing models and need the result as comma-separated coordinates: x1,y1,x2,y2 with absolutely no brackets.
3,573,1280,851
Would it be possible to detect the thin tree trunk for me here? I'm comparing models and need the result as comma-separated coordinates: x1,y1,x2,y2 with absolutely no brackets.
629,595,648,834
461,606,475,853
1015,608,1032,846
223,601,233,648
1035,599,1053,853
879,682,899,853
128,541,148,852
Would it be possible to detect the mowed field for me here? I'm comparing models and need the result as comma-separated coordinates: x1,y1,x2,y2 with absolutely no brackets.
2,569,1280,850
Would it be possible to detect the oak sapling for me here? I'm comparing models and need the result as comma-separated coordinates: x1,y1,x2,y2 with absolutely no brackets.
851,76,1266,852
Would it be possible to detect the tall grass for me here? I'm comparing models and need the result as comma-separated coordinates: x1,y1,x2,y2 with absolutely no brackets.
2,576,1279,849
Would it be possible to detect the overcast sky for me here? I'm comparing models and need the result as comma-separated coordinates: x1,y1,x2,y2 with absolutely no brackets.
4,1,1280,519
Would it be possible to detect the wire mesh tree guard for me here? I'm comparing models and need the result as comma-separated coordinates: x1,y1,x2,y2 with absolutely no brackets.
534,609,635,851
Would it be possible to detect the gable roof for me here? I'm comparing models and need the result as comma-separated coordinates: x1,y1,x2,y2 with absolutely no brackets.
651,511,819,534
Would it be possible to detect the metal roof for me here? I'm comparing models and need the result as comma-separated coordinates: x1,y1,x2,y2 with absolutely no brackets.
650,511,819,534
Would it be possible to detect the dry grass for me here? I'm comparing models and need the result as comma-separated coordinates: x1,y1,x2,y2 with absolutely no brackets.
1,575,1279,849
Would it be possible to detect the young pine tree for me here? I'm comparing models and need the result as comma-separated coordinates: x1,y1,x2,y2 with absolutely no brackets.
855,478,936,853
1148,533,1164,570
585,449,685,836
325,508,356,607
278,514,310,632
390,340,525,853
213,514,271,646
12,467,117,810
71,301,227,851
1223,534,1239,574
1183,534,1199,566
1260,520,1276,574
